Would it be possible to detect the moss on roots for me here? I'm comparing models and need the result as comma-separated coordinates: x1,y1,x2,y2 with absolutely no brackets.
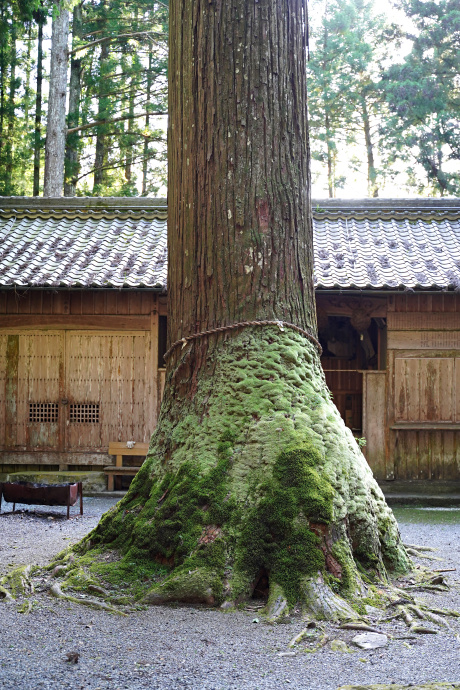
55,328,409,617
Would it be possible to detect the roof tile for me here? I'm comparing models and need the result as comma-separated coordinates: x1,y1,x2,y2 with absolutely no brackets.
1,198,460,291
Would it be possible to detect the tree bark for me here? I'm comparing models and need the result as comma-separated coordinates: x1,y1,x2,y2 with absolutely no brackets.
4,18,16,194
64,3,83,197
93,38,110,191
43,2,69,197
141,49,153,195
362,96,379,198
33,16,44,197
64,0,409,619
0,0,6,172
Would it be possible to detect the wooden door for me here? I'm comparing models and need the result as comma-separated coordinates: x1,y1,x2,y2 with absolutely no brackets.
392,355,460,479
394,357,454,423
14,332,64,450
65,332,153,450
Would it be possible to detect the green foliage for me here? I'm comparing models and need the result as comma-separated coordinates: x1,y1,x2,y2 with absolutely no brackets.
381,0,460,195
0,0,168,196
1,0,458,196
308,0,399,197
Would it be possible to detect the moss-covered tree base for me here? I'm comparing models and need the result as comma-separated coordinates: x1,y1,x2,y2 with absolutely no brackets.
56,328,409,618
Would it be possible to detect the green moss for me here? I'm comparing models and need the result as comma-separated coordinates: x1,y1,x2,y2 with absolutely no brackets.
233,443,334,605
145,567,221,604
330,539,358,595
63,327,408,611
2,565,34,598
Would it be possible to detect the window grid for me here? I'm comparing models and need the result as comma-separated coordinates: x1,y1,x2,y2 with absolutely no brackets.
69,403,100,424
29,403,59,423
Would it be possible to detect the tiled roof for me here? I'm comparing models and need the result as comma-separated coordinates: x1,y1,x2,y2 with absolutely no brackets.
1,197,459,291
313,199,460,290
0,198,167,289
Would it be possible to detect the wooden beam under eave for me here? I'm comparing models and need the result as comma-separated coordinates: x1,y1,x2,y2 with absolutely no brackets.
0,315,151,330
315,294,388,319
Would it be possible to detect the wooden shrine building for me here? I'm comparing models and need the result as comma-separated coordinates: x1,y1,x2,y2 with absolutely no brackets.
1,196,460,487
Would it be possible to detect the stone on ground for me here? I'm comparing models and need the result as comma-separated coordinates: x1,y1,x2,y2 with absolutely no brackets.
351,632,388,649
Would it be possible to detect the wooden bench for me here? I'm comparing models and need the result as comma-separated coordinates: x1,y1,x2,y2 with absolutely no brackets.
104,442,149,491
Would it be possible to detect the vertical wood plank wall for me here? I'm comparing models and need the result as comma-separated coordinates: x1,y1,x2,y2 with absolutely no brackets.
0,290,165,471
2,289,460,482
362,371,387,480
387,293,460,481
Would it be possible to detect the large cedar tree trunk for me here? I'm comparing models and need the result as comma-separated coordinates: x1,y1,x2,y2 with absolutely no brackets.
79,0,408,618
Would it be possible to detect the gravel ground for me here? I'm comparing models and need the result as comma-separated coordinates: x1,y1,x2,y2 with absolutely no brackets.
0,498,459,690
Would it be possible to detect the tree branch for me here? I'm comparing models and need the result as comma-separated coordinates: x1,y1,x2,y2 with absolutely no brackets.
69,31,167,56
67,111,166,134
75,152,165,183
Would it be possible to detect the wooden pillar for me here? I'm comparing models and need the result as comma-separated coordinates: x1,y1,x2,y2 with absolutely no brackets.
362,371,389,480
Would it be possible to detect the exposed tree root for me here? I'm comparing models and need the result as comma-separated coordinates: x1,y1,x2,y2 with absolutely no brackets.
405,548,443,561
382,572,459,634
0,564,34,601
288,626,316,647
404,544,437,552
0,585,14,602
340,622,381,633
397,605,438,634
395,598,460,633
48,582,128,615
424,606,460,618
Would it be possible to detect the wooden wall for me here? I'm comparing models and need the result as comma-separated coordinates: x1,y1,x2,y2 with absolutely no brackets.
316,294,387,478
0,290,166,473
318,292,460,482
2,289,460,483
386,293,460,481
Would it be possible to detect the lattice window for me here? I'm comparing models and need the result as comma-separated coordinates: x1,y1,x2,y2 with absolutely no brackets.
69,403,100,423
29,402,59,423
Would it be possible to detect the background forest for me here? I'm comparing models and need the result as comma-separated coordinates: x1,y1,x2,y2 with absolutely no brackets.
0,0,458,198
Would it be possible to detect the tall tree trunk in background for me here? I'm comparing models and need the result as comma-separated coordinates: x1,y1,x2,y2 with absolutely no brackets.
124,8,137,187
60,0,408,618
321,17,334,199
325,111,334,198
124,71,135,184
93,39,109,191
0,0,7,187
19,22,33,193
4,18,16,194
33,16,44,196
362,96,378,198
24,23,32,125
141,49,153,195
64,2,82,197
43,2,69,197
